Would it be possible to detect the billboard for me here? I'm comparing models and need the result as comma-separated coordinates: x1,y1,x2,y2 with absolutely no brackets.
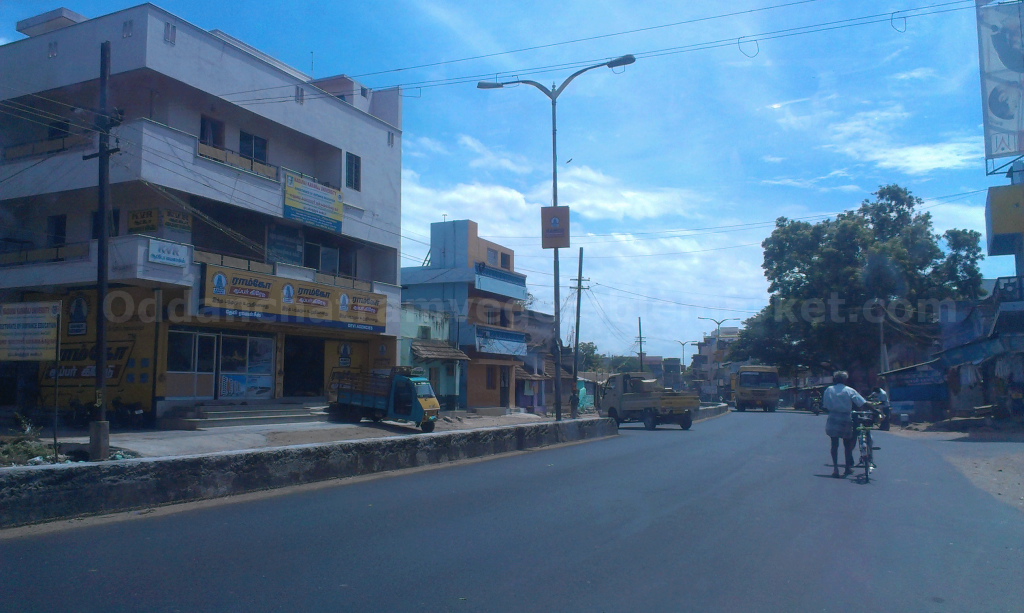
541,206,570,249
977,1,1024,159
199,265,387,332
0,301,60,361
282,170,344,233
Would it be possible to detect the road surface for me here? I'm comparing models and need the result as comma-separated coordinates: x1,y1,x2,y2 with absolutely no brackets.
2,410,1020,612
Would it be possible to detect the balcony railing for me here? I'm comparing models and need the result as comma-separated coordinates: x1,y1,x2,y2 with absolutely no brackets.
193,250,373,292
197,141,278,180
2,133,93,163
0,241,90,267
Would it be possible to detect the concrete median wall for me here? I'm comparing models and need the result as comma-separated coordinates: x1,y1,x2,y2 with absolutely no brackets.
0,418,617,528
694,403,730,422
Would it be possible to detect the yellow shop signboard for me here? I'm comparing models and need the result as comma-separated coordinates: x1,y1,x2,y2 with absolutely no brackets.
200,265,387,332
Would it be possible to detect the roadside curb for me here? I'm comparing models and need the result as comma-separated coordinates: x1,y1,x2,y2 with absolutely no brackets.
0,418,617,529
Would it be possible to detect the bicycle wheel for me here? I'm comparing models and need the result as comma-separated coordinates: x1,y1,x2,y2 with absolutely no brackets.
861,430,871,483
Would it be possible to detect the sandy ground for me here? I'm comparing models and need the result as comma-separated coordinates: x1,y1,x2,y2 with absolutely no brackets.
54,412,585,458
891,420,1024,514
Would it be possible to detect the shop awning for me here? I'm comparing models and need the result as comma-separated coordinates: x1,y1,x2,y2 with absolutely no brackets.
411,340,469,362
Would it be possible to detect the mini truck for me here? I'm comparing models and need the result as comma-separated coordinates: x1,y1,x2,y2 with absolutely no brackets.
328,366,440,432
598,372,700,430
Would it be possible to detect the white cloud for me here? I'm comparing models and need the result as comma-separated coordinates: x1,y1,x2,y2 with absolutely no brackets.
824,105,983,174
892,68,936,80
762,155,785,163
400,170,771,356
405,136,450,158
529,165,708,221
458,135,532,174
760,169,860,193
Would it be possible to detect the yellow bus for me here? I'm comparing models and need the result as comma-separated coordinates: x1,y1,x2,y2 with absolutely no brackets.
732,365,780,412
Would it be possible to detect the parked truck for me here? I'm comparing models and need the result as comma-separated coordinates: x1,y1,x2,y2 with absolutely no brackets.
598,372,700,430
327,366,440,432
731,365,780,412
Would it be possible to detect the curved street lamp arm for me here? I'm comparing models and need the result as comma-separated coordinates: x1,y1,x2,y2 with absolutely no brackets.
553,60,616,99
514,79,554,98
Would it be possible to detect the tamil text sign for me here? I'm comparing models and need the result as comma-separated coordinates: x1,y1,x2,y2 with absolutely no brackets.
977,1,1024,159
283,170,344,233
200,265,386,332
148,239,188,267
0,301,60,361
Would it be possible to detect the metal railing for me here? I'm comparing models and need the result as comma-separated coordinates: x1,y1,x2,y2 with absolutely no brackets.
2,133,93,162
197,141,278,180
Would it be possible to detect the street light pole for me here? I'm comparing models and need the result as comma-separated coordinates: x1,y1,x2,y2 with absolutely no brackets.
698,316,738,397
478,54,635,422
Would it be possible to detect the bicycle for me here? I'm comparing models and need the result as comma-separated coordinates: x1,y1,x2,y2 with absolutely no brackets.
851,405,882,482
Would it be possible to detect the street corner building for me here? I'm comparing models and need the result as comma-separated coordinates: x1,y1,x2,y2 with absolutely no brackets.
401,220,529,411
0,6,404,420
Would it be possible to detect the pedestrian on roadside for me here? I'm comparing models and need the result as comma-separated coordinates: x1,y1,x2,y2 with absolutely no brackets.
569,389,579,419
823,370,867,478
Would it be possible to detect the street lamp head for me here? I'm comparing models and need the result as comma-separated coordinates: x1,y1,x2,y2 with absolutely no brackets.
606,54,636,69
476,81,504,89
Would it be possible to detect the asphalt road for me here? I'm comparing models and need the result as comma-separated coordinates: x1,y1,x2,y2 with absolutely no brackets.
2,410,1021,612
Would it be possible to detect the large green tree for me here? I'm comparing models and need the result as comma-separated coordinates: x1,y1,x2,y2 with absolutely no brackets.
731,185,984,377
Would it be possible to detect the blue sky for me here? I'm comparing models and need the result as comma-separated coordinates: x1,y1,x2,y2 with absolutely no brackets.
0,0,1014,361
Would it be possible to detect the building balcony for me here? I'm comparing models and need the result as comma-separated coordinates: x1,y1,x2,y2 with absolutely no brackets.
0,234,197,290
459,324,527,356
196,142,278,181
2,132,94,163
991,276,1023,303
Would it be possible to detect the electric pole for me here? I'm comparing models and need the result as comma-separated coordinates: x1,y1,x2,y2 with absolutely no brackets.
82,41,120,461
571,247,588,418
637,317,645,373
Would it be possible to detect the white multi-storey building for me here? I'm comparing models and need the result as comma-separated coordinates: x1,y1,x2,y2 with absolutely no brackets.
0,6,403,418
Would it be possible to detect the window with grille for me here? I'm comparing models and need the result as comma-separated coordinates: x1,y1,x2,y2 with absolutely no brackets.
345,152,361,191
164,22,176,44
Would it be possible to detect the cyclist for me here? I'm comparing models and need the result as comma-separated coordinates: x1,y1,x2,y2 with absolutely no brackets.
823,371,867,478
869,386,891,431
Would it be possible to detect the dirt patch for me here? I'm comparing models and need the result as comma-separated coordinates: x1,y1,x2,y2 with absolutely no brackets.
892,424,1024,513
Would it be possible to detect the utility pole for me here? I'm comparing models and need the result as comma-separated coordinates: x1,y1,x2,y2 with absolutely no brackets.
571,247,588,419
82,41,119,461
637,317,645,373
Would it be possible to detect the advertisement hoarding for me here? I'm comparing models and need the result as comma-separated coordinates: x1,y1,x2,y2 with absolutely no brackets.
541,206,570,249
282,170,344,233
0,301,60,361
977,1,1024,160
199,265,387,332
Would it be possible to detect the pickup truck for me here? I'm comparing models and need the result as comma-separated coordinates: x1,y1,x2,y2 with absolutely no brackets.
327,366,440,432
598,372,699,430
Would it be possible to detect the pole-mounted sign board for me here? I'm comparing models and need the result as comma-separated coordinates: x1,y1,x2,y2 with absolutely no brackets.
0,301,61,361
541,206,570,249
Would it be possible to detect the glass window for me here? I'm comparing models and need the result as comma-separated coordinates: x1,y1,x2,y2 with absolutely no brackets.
196,335,216,373
304,242,321,270
92,209,121,239
240,131,268,163
167,332,195,372
486,248,498,266
500,253,510,270
345,152,361,191
46,215,66,247
220,336,248,373
247,337,275,374
319,246,339,275
200,116,224,148
415,382,435,398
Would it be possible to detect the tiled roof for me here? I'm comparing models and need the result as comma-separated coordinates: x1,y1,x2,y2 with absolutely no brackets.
411,339,470,361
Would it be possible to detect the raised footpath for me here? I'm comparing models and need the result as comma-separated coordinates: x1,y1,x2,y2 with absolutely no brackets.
0,418,617,528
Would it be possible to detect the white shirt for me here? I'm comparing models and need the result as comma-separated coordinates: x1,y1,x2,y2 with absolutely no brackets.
823,383,866,416
875,389,889,406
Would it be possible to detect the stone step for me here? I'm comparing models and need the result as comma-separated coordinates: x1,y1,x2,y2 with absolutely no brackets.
202,407,327,419
182,412,330,428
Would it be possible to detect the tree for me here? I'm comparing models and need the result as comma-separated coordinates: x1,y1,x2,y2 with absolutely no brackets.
577,341,600,372
731,184,985,377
